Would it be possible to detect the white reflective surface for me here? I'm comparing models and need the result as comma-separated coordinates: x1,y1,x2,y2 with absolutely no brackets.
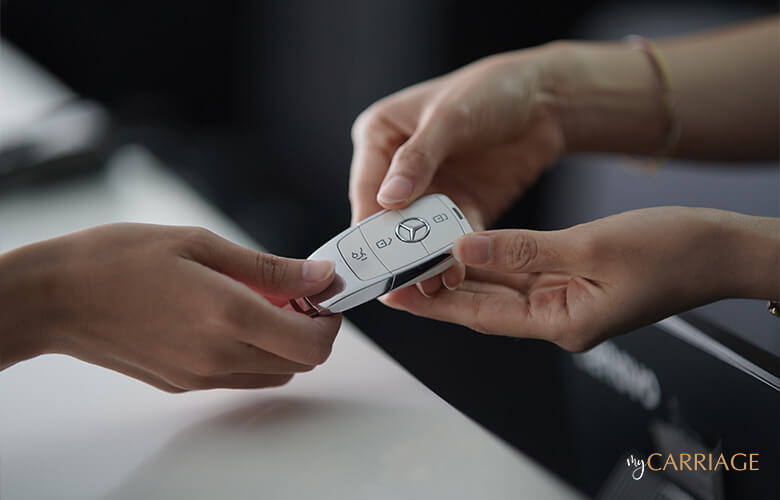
0,148,581,500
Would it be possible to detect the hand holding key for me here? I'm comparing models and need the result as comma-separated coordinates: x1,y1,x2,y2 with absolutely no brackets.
0,224,342,391
291,194,472,316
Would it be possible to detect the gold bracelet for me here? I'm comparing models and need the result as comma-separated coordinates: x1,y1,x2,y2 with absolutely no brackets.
626,35,682,165
769,301,780,318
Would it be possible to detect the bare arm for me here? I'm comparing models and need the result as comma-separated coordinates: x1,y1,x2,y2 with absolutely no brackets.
0,225,341,390
555,17,779,161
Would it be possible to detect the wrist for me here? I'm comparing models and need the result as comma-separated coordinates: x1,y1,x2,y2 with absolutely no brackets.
0,240,65,369
540,40,670,155
717,212,780,301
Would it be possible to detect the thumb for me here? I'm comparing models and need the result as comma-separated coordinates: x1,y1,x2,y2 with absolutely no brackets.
376,107,459,209
184,229,335,298
452,229,576,274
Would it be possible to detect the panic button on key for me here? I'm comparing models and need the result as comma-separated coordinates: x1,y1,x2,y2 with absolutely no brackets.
337,228,388,280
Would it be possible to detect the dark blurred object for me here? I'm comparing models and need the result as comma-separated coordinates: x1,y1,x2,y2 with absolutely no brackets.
574,316,778,499
0,0,595,251
0,100,112,190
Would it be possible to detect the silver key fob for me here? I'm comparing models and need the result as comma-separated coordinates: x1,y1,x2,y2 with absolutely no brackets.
290,194,473,316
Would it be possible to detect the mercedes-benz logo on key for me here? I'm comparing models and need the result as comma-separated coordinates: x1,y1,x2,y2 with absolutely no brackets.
396,217,430,243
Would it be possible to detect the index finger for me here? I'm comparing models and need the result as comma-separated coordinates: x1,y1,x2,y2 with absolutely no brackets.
380,283,544,339
240,299,343,366
204,266,343,366
349,119,404,225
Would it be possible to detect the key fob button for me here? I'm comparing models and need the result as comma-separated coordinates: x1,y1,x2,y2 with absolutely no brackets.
399,196,466,254
360,211,428,271
298,194,474,315
337,227,389,280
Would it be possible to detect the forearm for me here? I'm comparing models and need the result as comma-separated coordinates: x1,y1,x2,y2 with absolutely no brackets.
0,242,61,370
542,40,669,156
661,17,779,160
720,212,780,301
544,17,779,161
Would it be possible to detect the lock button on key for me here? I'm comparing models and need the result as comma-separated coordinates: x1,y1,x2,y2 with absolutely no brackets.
360,211,428,271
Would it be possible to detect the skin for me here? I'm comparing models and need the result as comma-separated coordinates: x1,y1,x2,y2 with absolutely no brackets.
349,17,779,350
382,208,779,352
0,224,341,391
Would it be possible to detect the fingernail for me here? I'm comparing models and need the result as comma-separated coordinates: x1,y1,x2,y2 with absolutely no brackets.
442,275,456,291
303,260,335,282
378,176,414,204
415,282,431,298
350,212,361,226
456,235,491,265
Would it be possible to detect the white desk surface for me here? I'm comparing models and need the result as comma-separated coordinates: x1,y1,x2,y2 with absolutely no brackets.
0,40,581,500
0,148,581,500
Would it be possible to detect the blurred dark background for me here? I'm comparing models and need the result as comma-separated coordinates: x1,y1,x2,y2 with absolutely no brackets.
2,1,778,497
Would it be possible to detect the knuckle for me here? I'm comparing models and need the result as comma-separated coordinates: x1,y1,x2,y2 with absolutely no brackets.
433,102,471,136
351,102,392,143
304,339,334,365
208,296,249,332
351,108,376,142
177,226,219,260
259,254,289,287
395,144,433,175
182,226,216,246
314,318,340,347
505,234,538,272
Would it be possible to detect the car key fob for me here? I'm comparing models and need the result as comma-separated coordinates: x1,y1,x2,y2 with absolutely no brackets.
290,194,473,316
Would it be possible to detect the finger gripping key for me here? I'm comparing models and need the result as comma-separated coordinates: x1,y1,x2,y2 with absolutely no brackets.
290,194,473,316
